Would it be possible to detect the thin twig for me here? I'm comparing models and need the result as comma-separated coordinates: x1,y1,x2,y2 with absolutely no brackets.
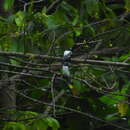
0,70,51,79
51,74,56,116
44,89,64,117
23,0,45,12
0,61,56,73
47,0,62,13
10,57,62,68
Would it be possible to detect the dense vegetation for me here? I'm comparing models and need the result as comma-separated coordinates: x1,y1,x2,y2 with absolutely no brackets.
1,0,130,129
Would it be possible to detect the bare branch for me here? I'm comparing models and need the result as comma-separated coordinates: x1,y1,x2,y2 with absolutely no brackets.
47,0,62,13
0,51,130,67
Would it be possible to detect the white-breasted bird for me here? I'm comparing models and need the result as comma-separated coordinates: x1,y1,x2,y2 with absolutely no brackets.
63,50,72,58
62,49,72,76
62,65,70,76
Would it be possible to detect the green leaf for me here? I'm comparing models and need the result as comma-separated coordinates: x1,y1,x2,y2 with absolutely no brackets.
15,11,25,26
4,0,14,11
118,101,128,117
72,15,79,26
45,117,60,130
3,122,26,130
30,118,48,130
100,95,125,105
104,7,116,19
85,0,99,17
119,51,130,61
47,11,67,29
73,26,82,36
61,37,74,49
105,113,119,121
125,0,130,11
9,38,24,65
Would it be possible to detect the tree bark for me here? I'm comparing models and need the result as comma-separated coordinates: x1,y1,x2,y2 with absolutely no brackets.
0,2,16,121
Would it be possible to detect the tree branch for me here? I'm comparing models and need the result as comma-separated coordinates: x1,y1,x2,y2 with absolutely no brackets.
0,51,130,67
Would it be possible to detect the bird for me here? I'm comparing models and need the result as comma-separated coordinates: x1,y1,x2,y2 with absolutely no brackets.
62,49,72,76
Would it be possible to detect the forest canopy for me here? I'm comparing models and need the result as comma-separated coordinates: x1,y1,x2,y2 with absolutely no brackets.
0,0,130,130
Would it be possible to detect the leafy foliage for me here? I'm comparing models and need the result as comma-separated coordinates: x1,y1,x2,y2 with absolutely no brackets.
0,0,130,130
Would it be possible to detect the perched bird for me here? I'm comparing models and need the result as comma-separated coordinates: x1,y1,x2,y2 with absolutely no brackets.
62,49,72,76
63,50,72,58
62,62,70,76
62,49,79,96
